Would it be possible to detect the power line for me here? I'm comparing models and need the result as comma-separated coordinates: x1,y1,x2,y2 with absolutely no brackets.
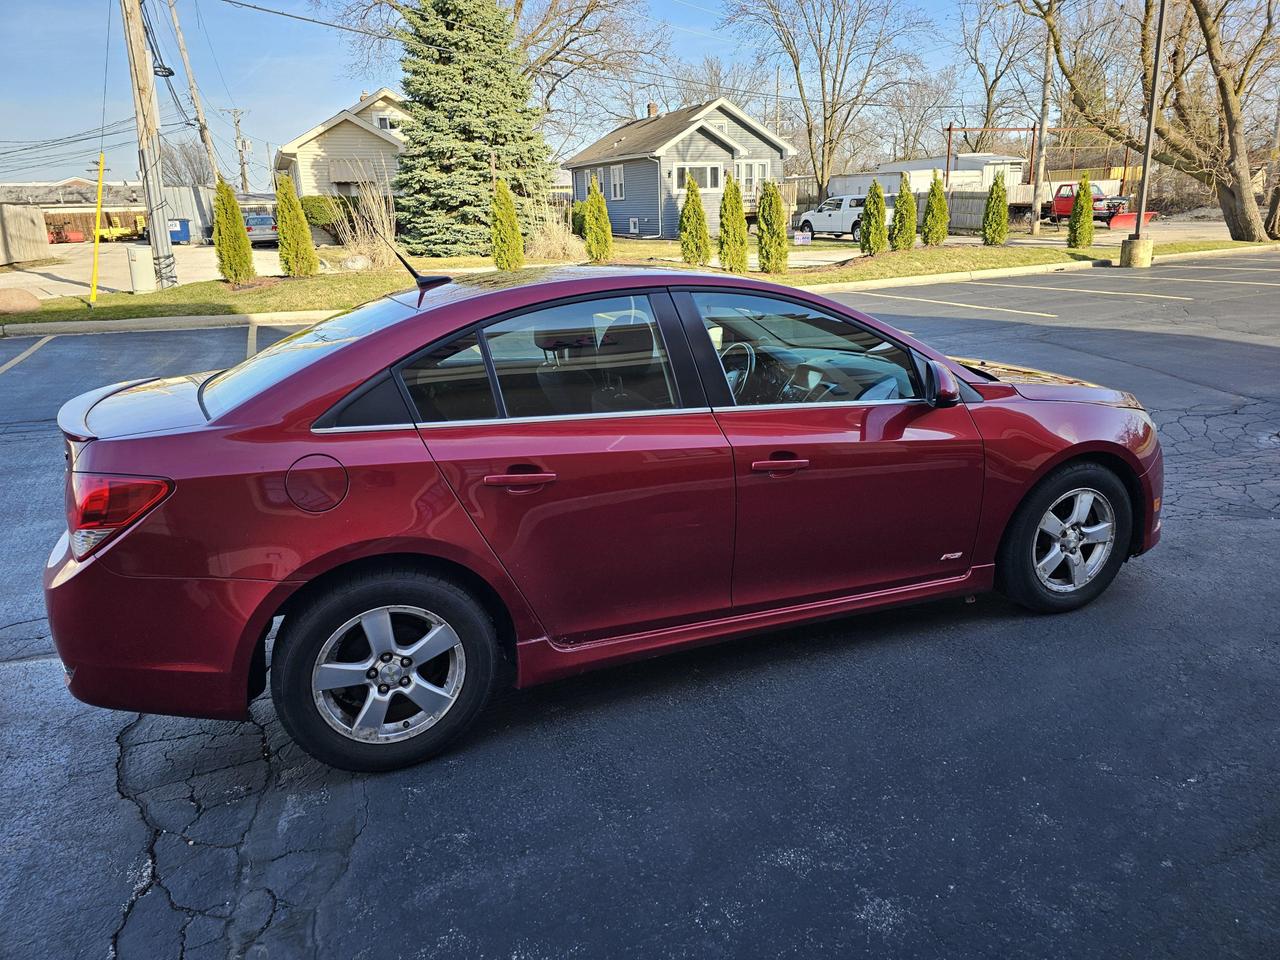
213,0,1006,112
99,0,115,153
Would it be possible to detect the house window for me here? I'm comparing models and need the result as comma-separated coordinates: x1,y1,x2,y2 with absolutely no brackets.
674,164,722,192
610,164,625,201
372,112,398,131
733,161,771,196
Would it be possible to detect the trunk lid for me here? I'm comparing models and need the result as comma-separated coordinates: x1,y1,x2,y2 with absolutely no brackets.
57,373,213,463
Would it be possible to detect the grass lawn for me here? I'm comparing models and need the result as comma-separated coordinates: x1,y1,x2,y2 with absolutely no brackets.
3,239,1270,326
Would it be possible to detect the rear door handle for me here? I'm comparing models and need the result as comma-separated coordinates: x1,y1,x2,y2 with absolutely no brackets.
751,458,809,475
483,471,557,488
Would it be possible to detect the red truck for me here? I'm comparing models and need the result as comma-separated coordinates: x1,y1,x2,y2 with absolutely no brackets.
1042,183,1153,231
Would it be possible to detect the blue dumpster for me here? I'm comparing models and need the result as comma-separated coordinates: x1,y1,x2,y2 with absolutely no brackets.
167,218,192,244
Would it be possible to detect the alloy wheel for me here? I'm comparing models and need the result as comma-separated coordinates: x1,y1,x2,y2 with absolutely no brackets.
311,605,466,744
1032,487,1117,593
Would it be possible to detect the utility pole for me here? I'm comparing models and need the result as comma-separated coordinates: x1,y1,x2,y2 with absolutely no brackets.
1121,0,1169,266
1029,28,1052,236
163,0,219,183
224,108,251,192
119,0,176,287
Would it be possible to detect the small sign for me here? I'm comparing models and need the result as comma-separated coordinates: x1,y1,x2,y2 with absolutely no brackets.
793,231,811,245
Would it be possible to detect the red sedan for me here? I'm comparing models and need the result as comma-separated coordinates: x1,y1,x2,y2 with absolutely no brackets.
45,268,1162,770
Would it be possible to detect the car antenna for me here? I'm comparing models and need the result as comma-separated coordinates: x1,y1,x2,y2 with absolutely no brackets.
367,222,449,302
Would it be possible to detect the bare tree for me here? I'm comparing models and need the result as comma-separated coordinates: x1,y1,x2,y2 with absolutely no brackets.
1020,0,1280,240
724,0,922,199
881,65,956,160
955,0,1036,151
160,138,214,186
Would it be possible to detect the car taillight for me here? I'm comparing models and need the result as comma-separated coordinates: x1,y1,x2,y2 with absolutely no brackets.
66,473,172,559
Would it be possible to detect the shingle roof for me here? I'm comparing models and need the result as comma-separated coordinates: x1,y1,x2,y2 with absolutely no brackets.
563,101,717,168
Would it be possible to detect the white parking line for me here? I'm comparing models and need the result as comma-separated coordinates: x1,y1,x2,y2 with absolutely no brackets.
1106,275,1280,287
1163,264,1280,272
0,336,55,376
965,281,1192,300
852,291,1058,318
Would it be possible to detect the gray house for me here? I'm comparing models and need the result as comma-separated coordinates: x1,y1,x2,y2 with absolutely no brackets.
562,98,796,239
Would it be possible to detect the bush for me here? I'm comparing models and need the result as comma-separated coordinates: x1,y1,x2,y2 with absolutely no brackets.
757,180,788,274
571,200,587,237
299,194,346,230
981,172,1009,246
275,174,319,278
889,173,916,252
859,179,888,255
212,178,255,284
583,175,613,263
679,176,711,266
717,174,749,274
526,213,586,261
1068,175,1095,248
490,179,525,270
921,172,949,246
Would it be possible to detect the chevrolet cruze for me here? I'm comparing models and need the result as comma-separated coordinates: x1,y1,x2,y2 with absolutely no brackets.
45,267,1162,770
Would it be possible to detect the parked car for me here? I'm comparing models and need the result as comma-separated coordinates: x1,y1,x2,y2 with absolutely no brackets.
797,194,896,242
45,267,1163,771
1043,183,1130,225
245,214,278,245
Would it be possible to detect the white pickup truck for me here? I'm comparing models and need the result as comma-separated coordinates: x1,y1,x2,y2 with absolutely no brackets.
796,194,895,242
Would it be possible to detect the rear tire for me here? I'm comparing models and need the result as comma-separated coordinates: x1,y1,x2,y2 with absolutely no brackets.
270,568,500,771
997,462,1133,614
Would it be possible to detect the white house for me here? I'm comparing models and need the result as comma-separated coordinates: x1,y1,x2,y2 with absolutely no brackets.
273,88,410,196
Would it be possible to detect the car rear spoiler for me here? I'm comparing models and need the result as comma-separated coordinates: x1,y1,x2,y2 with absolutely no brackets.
57,378,153,442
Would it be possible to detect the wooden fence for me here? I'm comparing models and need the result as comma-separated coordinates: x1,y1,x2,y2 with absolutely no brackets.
0,204,50,265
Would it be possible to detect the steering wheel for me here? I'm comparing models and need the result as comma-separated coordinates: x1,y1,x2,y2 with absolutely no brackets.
719,341,757,398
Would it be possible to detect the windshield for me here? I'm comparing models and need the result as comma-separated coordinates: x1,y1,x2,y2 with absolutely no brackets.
201,298,411,419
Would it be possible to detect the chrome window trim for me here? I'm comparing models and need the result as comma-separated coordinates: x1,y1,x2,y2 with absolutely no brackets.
710,399,928,413
414,406,714,430
311,423,418,435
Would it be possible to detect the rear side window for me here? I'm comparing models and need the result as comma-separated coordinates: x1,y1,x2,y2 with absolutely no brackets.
201,298,410,419
401,333,498,422
398,294,678,423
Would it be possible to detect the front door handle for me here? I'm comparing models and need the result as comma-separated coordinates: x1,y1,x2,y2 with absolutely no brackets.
751,458,810,476
483,471,557,488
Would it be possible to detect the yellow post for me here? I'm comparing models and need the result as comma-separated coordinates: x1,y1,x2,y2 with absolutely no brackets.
89,152,106,304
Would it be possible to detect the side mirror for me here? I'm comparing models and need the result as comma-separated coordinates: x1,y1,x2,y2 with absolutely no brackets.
924,359,961,408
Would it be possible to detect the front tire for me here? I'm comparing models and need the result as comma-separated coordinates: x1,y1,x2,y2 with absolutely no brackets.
997,462,1133,613
270,568,500,771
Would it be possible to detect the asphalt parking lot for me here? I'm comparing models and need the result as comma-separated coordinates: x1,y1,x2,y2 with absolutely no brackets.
1,252,1278,959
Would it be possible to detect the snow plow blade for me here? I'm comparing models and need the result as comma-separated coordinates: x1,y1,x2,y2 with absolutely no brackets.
1109,211,1157,231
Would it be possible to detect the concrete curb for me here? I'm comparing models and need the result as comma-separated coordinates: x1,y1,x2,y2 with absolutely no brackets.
791,257,1104,293
788,243,1278,294
1,310,338,338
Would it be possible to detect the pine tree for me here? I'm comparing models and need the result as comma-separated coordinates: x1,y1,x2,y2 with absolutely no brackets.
212,178,255,284
860,179,888,255
1068,175,1095,248
757,180,788,274
583,174,613,263
921,171,949,246
981,172,1009,246
679,176,711,266
718,174,748,274
274,173,318,278
490,179,524,270
889,173,916,252
394,0,551,256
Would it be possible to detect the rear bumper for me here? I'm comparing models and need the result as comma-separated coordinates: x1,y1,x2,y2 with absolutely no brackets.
43,533,279,720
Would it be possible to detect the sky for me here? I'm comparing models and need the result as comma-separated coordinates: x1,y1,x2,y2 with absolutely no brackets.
0,0,959,189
